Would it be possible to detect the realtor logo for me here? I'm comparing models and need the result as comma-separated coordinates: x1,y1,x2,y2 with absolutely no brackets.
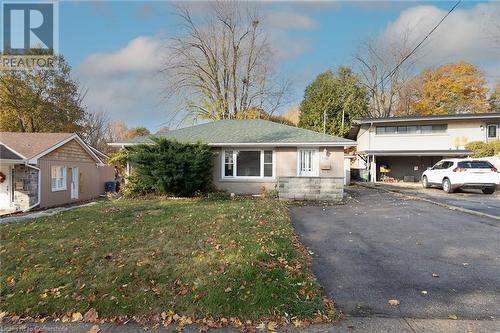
1,1,58,69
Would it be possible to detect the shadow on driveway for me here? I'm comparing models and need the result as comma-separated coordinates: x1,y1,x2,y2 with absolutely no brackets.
291,186,500,320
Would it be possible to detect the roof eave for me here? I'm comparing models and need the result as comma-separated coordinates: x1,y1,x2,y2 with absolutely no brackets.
109,141,357,147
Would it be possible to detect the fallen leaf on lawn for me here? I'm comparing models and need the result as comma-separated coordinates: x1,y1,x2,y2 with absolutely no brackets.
87,324,100,333
71,312,83,322
432,273,439,278
388,299,400,306
0,311,7,321
448,314,458,320
256,322,266,329
83,308,98,322
224,287,232,293
421,291,428,295
6,276,15,287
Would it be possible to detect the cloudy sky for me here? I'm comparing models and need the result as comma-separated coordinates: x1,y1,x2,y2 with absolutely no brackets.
59,1,500,131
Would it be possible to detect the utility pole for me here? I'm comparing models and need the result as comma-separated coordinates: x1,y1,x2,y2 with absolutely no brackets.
323,110,326,134
341,109,345,135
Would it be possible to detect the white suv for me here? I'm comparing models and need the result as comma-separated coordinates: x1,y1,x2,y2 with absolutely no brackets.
422,159,499,194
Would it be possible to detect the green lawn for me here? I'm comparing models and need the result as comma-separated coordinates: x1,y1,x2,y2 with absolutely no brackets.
0,198,333,323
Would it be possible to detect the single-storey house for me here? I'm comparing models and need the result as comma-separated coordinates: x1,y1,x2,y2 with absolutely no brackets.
0,132,115,214
110,119,356,200
348,112,500,182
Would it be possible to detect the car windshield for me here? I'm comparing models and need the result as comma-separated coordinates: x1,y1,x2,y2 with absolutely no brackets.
457,161,494,169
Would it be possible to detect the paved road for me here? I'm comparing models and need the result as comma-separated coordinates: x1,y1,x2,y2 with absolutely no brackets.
372,182,500,217
291,186,500,320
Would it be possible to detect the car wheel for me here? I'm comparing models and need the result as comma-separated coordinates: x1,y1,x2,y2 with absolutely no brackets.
482,187,495,194
422,176,430,188
442,178,453,193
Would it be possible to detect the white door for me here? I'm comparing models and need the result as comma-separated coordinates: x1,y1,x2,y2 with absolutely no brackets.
298,149,318,176
0,165,12,209
71,167,79,199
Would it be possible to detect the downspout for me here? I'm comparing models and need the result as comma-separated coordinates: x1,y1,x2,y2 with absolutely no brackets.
24,163,41,212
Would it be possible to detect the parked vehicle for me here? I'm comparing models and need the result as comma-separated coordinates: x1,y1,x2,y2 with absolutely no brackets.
422,159,499,194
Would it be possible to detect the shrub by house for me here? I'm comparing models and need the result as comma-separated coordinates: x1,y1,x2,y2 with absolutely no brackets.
127,138,213,196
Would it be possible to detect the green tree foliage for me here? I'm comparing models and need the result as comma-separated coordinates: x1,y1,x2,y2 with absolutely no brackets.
0,55,86,132
465,140,500,157
298,67,368,137
127,138,213,196
489,84,500,112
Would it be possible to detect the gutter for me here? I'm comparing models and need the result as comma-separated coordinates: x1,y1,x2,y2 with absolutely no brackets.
24,163,41,212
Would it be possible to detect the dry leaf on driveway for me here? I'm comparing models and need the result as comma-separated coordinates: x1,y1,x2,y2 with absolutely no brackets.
87,324,100,333
448,314,458,320
388,299,400,306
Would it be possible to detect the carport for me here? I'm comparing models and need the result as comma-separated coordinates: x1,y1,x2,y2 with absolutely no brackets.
363,150,470,182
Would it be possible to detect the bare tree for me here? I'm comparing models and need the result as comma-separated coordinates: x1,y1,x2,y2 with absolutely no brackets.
354,32,418,118
80,110,112,153
163,1,289,120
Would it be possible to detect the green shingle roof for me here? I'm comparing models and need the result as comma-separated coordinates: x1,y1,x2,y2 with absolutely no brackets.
112,119,355,146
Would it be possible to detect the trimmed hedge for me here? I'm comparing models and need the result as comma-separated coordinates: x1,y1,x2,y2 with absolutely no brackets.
465,140,500,158
126,137,213,196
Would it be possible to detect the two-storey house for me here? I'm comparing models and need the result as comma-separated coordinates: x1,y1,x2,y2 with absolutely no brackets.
348,113,500,182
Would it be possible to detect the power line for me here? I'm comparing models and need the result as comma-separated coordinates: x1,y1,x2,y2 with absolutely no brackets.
376,0,462,89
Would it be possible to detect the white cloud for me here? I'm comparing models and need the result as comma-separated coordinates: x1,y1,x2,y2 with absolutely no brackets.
77,36,170,129
79,36,165,76
382,2,500,87
265,11,319,30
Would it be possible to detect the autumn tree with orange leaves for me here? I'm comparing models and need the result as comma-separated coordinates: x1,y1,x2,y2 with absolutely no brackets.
397,63,490,116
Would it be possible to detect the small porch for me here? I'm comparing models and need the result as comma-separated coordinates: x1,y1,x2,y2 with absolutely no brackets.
0,161,40,214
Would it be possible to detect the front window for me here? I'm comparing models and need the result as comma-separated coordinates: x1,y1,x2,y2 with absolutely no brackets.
223,150,273,178
487,125,497,138
236,151,260,177
51,166,66,191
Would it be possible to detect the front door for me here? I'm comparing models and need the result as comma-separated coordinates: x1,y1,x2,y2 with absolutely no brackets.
71,167,79,199
0,165,12,209
298,149,318,177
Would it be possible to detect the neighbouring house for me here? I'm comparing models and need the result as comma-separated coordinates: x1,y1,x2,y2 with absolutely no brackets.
348,113,500,182
0,132,115,214
110,119,356,201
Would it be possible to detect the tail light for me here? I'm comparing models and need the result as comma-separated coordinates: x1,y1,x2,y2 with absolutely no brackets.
453,167,466,172
492,167,498,172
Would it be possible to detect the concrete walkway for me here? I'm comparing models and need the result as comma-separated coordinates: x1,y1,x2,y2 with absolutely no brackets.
1,317,498,333
0,201,98,225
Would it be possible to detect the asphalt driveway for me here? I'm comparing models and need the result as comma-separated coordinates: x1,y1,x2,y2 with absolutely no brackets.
291,186,500,320
370,182,500,218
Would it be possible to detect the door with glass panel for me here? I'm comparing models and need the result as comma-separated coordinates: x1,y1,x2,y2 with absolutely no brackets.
298,149,317,176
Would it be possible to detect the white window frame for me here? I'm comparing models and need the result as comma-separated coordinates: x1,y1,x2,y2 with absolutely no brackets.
297,148,319,177
221,149,275,180
51,166,67,192
487,124,498,139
